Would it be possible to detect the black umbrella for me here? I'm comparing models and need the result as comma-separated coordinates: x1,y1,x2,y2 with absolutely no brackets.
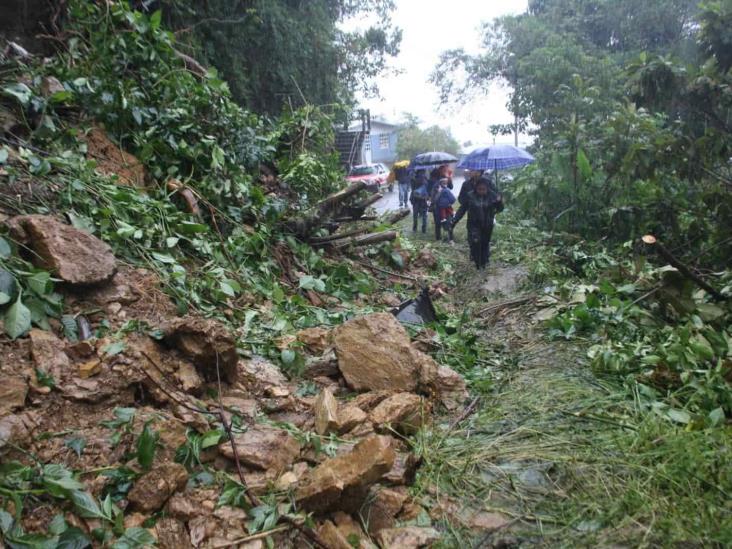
409,151,458,168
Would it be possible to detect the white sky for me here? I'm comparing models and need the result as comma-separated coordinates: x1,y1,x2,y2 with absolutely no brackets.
350,0,528,150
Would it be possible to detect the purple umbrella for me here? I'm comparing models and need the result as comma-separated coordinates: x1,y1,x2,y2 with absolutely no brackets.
457,144,534,172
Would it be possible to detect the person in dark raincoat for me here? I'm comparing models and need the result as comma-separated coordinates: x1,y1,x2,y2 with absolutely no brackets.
458,170,484,205
410,173,429,233
452,176,503,269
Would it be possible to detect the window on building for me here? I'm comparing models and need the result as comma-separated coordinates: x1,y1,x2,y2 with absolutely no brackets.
379,133,390,149
364,137,371,151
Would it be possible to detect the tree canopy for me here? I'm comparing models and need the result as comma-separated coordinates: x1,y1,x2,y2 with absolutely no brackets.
155,0,401,116
434,0,732,268
395,115,460,161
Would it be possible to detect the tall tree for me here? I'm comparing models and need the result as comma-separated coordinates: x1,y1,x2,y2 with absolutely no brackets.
433,0,732,265
154,0,401,115
395,115,460,160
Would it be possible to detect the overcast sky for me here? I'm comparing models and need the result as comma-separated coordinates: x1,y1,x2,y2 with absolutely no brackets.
351,0,528,149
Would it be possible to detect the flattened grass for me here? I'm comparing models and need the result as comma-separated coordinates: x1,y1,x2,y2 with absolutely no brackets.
398,214,732,547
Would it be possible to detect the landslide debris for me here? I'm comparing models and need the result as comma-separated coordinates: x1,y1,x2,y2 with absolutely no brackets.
7,214,116,285
0,213,469,547
0,3,468,546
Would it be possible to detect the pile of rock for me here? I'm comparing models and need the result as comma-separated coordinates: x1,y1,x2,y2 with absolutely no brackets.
0,214,469,548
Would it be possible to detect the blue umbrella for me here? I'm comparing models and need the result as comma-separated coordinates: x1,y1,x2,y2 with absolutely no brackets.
457,144,534,171
409,151,458,168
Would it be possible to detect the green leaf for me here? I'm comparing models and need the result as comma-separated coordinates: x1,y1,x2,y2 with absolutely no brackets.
298,275,325,292
176,221,208,234
200,429,223,449
111,527,155,549
219,280,236,297
576,148,592,179
709,407,725,427
151,252,176,264
26,271,52,296
0,147,8,164
4,294,32,339
281,349,296,364
65,437,87,458
61,314,79,342
0,509,14,534
665,408,691,424
150,10,162,30
68,490,107,520
48,90,74,104
102,341,127,357
101,407,137,429
48,515,68,536
3,83,32,105
57,527,92,549
35,368,55,389
136,422,158,470
0,236,11,258
0,269,18,305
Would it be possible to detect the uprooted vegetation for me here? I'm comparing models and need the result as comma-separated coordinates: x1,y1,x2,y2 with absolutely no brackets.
0,3,470,548
2,0,732,547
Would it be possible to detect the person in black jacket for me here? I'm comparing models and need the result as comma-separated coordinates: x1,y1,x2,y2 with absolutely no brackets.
458,170,483,205
452,176,503,269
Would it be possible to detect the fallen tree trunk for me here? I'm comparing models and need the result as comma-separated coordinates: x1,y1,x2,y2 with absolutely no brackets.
310,227,372,245
642,235,725,301
317,181,367,216
331,230,397,249
385,208,410,225
332,215,378,223
352,193,383,210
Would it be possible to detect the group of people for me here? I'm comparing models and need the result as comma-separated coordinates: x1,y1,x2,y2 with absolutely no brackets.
391,164,504,270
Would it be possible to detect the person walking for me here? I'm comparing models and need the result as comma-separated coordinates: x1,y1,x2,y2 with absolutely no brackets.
428,165,453,238
452,176,503,269
410,175,429,233
395,164,411,209
458,170,483,205
431,178,456,241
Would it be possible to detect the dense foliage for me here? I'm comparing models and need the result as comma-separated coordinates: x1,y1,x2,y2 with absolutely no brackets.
395,114,460,160
434,0,732,428
0,0,375,350
435,0,731,267
152,0,401,115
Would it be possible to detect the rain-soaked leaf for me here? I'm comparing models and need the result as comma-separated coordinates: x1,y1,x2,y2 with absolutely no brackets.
4,295,31,339
136,422,158,470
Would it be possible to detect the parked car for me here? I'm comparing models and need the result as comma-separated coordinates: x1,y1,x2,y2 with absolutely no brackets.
346,164,389,192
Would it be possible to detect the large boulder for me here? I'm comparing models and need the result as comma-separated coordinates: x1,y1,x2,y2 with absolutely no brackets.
7,215,116,285
295,434,395,514
218,425,300,473
162,317,238,383
128,462,188,512
333,313,435,392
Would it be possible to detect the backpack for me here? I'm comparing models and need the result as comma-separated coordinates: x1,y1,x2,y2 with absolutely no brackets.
412,184,428,199
437,187,456,208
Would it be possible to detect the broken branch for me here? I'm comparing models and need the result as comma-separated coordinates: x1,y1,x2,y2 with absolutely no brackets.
642,235,725,301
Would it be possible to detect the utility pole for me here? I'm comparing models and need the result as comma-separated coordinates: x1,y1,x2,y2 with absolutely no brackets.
514,115,519,147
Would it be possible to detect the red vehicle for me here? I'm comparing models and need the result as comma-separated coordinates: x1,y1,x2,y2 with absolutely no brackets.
346,163,389,192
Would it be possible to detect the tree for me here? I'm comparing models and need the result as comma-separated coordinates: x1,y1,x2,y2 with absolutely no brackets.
432,0,732,267
152,0,401,115
395,115,459,161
